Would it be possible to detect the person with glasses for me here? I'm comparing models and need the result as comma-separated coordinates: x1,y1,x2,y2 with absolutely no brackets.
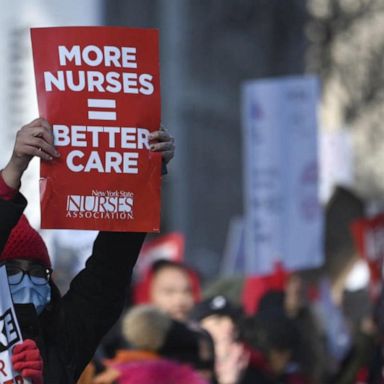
5,262,51,288
0,117,175,384
4,259,52,312
0,213,53,384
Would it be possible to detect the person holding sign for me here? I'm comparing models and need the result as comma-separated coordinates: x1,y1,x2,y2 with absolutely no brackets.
0,117,175,383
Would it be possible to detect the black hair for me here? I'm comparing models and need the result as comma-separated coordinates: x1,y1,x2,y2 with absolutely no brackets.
240,312,299,354
189,295,243,330
151,259,190,275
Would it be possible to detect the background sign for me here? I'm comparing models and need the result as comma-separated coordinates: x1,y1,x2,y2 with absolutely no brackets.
31,26,161,232
0,266,27,383
242,75,324,274
134,232,185,279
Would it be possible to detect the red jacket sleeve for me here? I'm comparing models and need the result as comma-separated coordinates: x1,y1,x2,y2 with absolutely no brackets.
0,171,18,200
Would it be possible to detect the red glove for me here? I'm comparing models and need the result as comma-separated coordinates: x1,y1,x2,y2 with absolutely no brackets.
12,339,43,384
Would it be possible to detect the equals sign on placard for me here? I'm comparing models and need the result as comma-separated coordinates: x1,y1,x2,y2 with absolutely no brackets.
87,99,117,120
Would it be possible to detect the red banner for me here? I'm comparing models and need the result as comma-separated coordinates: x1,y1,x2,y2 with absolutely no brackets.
135,232,185,278
242,262,289,315
31,26,161,232
351,214,384,298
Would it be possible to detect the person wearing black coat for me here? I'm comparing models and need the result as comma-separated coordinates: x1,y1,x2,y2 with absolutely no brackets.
0,117,175,383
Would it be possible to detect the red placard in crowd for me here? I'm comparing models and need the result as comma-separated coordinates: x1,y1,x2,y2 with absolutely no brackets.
242,261,289,315
351,214,384,299
31,26,161,232
135,232,185,278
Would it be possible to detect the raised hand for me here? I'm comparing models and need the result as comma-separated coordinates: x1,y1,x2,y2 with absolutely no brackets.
2,118,60,188
149,124,175,165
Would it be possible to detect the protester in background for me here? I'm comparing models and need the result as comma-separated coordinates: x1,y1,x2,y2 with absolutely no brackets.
96,258,201,378
190,295,265,384
240,310,310,384
92,305,213,384
254,275,326,384
0,118,175,383
240,284,319,384
330,315,376,384
84,259,200,373
134,259,201,321
116,359,208,384
330,287,384,383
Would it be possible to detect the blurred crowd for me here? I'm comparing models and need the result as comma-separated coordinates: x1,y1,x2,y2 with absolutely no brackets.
74,257,383,384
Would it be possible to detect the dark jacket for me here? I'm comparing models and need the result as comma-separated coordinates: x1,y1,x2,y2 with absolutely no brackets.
0,193,145,383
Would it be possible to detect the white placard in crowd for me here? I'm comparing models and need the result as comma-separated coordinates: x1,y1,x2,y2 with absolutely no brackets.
0,265,30,383
220,216,246,277
320,130,354,203
242,75,324,274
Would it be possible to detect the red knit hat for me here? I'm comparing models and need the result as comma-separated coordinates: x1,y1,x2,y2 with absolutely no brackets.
0,215,51,268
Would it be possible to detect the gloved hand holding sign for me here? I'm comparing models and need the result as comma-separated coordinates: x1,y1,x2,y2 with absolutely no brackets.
12,339,43,384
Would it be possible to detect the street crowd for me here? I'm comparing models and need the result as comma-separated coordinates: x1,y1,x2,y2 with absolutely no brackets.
1,118,383,383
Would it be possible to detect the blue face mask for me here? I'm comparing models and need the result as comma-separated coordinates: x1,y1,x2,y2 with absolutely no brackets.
10,276,51,315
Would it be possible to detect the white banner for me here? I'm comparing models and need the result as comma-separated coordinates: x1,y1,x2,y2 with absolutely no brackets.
242,75,324,274
220,216,246,277
0,265,28,383
320,130,353,203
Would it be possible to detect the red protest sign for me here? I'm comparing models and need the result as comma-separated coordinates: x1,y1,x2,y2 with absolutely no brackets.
351,214,384,298
31,26,161,232
135,232,185,278
242,262,289,315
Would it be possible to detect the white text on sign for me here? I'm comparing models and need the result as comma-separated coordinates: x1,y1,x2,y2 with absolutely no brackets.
44,45,154,95
54,125,150,174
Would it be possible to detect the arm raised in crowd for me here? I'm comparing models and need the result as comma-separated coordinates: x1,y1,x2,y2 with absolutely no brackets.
2,118,60,189
0,118,57,251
